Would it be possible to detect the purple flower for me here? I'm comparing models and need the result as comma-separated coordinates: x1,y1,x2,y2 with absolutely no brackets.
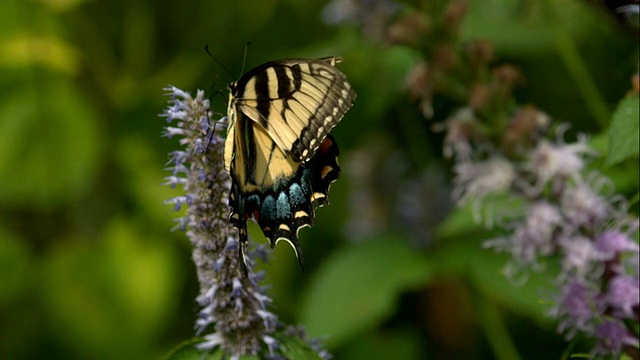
452,157,516,224
559,235,605,279
322,0,401,41
525,130,595,195
515,202,561,261
453,158,515,202
553,278,601,338
594,319,638,355
595,231,639,260
162,86,277,357
434,107,482,161
605,275,639,319
560,180,610,231
529,141,588,186
485,201,561,279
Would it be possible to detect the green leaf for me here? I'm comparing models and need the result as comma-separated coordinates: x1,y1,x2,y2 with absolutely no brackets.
162,339,223,360
163,332,323,360
434,203,482,240
275,333,324,360
436,228,555,324
464,240,556,324
300,237,432,349
435,204,554,324
436,195,525,241
339,328,423,360
607,95,639,166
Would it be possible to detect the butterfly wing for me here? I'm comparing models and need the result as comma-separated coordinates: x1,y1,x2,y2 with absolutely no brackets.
231,57,356,162
225,56,355,275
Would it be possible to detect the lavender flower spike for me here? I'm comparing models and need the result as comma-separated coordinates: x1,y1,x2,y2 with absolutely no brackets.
160,86,276,357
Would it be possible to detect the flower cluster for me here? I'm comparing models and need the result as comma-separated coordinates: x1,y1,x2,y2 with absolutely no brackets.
428,25,639,360
325,0,639,357
451,104,640,356
322,0,402,42
475,130,640,356
160,86,278,358
439,45,640,360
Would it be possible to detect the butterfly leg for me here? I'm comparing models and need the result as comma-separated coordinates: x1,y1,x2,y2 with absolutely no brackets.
237,228,249,277
229,180,250,277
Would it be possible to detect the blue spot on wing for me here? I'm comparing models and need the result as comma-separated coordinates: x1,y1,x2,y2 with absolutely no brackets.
247,194,261,212
289,183,305,206
276,192,291,219
228,134,342,273
261,195,276,219
301,169,313,196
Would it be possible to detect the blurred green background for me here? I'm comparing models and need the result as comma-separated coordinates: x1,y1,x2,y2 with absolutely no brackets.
0,0,637,359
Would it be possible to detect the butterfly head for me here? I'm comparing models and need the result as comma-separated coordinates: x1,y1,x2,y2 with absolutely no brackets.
228,81,239,97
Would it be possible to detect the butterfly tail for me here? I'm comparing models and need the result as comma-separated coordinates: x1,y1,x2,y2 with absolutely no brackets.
229,135,341,274
261,134,341,271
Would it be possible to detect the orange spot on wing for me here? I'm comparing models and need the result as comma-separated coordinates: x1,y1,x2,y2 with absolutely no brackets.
320,136,333,153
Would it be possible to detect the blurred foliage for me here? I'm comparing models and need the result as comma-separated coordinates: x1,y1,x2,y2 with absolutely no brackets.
607,94,639,166
0,0,637,359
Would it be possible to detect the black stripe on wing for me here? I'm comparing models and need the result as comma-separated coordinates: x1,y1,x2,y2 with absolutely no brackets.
274,65,293,98
288,63,355,161
228,134,341,270
232,58,355,163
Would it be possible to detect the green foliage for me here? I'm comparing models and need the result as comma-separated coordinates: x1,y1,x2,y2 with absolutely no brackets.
42,219,183,358
163,339,224,360
607,95,640,166
436,202,555,322
301,237,432,349
274,333,326,360
339,328,424,360
163,333,324,360
0,78,101,207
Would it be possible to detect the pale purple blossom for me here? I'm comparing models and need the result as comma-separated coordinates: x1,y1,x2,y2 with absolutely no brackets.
452,157,515,204
342,4,640,354
322,0,401,40
595,231,640,259
513,202,561,263
559,236,606,279
594,319,639,356
486,201,561,276
529,141,588,185
452,157,516,224
161,86,276,357
560,180,610,231
445,113,638,355
605,275,639,319
552,278,601,338
523,130,596,196
433,107,481,161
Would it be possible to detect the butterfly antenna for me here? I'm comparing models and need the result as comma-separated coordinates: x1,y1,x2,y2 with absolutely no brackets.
239,41,252,77
204,44,235,81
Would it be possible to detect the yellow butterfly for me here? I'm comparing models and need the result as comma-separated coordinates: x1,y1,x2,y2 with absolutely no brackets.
224,56,356,274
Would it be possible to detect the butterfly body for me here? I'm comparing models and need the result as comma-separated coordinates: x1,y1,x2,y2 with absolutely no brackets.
224,57,356,273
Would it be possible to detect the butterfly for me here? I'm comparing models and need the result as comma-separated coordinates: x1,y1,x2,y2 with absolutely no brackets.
224,56,356,275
